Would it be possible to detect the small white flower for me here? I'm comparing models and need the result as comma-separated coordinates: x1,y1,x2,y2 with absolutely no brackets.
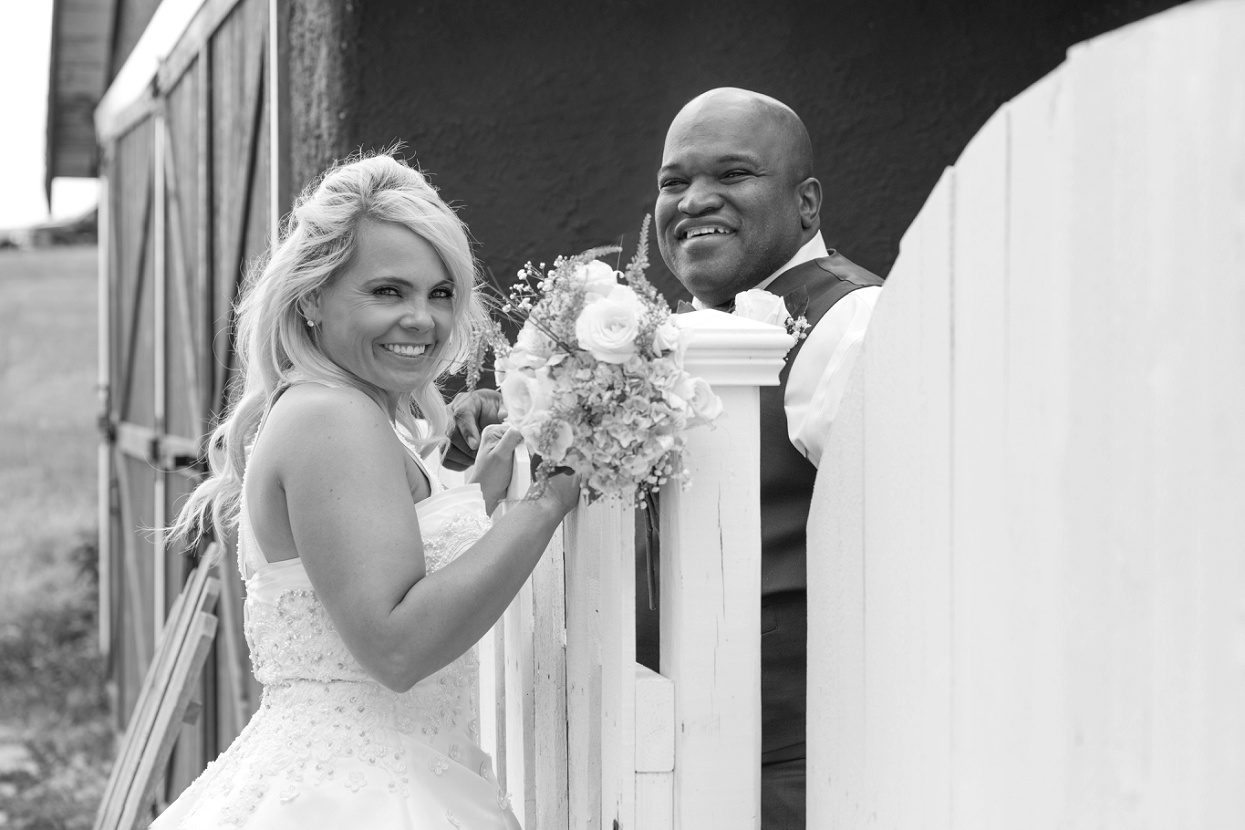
733,288,790,327
651,320,684,355
688,377,723,423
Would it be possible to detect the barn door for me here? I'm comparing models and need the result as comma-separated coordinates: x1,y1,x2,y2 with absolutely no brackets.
99,0,283,804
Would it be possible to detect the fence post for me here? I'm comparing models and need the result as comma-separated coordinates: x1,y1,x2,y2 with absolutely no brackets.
660,310,792,830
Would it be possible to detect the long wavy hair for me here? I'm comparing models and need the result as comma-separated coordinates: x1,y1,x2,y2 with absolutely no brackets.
169,153,487,558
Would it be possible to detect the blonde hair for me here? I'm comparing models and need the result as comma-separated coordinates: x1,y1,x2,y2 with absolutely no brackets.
169,153,486,557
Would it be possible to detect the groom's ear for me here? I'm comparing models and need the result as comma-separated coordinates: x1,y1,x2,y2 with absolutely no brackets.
797,177,821,230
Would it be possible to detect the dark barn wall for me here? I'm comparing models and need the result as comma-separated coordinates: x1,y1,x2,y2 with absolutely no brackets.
289,0,1188,310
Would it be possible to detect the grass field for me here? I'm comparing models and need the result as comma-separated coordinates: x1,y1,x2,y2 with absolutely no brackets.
0,245,112,830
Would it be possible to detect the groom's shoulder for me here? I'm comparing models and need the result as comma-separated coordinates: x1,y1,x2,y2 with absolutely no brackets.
812,250,884,289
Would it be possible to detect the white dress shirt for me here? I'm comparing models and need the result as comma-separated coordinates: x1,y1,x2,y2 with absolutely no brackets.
693,232,881,468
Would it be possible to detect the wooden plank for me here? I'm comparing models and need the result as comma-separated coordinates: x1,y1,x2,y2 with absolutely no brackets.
162,95,206,439
98,170,114,660
1000,68,1068,827
211,557,250,740
530,530,569,830
268,0,292,240
501,575,534,827
564,506,604,830
112,449,151,683
871,160,954,829
806,350,866,827
153,104,169,640
197,50,215,434
118,156,155,427
94,556,219,830
659,384,763,829
596,499,636,830
121,611,219,830
211,11,268,412
635,772,673,830
948,104,1011,827
809,165,956,827
158,0,246,91
633,663,673,774
95,564,200,830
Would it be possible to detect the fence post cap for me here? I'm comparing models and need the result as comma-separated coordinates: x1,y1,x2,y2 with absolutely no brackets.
676,309,795,386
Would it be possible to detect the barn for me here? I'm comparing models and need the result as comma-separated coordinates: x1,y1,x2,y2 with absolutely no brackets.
45,0,1196,818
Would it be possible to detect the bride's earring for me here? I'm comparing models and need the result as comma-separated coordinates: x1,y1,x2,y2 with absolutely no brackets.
306,319,316,328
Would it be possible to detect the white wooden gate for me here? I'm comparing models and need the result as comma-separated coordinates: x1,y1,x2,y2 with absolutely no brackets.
808,0,1245,826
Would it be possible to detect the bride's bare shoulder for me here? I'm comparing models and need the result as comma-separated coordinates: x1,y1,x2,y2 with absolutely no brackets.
261,383,397,466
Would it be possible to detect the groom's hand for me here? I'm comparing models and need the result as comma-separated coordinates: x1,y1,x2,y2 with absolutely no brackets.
443,388,505,471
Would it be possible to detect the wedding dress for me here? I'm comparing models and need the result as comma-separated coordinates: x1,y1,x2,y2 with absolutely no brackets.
151,436,518,829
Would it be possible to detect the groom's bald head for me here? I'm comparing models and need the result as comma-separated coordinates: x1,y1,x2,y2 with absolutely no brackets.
656,88,822,307
672,88,815,182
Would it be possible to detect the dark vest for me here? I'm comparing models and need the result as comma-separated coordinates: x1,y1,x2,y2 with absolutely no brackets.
634,251,884,762
756,252,884,598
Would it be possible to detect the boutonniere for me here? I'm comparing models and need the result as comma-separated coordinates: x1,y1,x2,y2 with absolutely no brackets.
733,288,810,345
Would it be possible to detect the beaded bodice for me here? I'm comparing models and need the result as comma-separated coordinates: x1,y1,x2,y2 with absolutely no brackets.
239,483,491,697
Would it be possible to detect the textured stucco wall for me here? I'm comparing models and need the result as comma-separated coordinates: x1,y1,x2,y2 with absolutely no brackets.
288,0,1187,307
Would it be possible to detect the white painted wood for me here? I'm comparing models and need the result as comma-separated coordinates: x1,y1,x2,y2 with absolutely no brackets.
948,104,1013,828
808,1,1245,825
635,772,673,830
563,506,604,830
530,531,569,830
596,499,637,830
999,67,1068,828
810,165,956,828
634,665,674,829
659,312,790,830
502,573,534,827
634,664,674,774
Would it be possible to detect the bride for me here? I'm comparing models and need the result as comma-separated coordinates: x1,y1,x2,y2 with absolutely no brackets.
155,153,578,829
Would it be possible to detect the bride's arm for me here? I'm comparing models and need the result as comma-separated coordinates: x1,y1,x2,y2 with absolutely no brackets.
270,384,576,693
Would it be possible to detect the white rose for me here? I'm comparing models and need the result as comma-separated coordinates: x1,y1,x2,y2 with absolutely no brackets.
651,320,684,355
733,289,790,327
515,323,555,359
499,371,550,428
578,260,620,302
505,345,548,373
574,284,645,364
688,377,723,423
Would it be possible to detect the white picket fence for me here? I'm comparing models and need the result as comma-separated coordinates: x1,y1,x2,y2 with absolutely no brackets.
475,311,793,830
808,0,1245,827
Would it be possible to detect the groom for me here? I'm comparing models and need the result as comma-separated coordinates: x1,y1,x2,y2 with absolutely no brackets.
649,87,883,828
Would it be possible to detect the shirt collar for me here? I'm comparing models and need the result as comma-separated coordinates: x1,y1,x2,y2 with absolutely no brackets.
691,231,828,310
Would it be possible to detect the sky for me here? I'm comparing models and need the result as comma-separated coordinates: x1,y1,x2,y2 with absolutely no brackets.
0,1,99,230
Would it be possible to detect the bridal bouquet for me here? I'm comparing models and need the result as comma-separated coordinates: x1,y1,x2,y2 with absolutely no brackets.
491,219,722,505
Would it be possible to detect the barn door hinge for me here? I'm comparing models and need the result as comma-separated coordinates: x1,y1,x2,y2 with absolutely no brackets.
148,434,203,472
98,413,117,444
